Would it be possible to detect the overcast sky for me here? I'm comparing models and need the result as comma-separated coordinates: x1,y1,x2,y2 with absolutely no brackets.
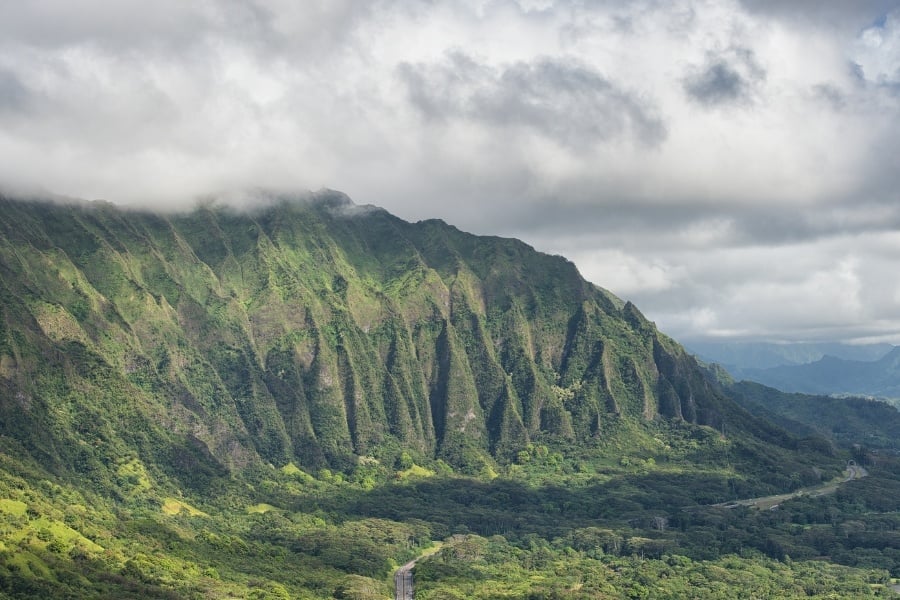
1,0,899,345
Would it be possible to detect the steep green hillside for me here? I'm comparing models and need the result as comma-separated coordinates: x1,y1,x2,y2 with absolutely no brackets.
3,192,883,599
728,380,900,450
0,191,812,482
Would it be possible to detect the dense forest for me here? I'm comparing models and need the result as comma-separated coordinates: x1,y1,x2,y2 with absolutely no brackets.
3,435,900,598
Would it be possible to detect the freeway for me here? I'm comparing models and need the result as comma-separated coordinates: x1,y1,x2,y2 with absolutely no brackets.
394,544,443,600
394,558,415,600
712,464,868,511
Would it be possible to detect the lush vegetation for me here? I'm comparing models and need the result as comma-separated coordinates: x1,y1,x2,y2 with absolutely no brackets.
0,192,818,478
416,535,892,599
728,380,900,451
2,443,900,598
0,193,898,598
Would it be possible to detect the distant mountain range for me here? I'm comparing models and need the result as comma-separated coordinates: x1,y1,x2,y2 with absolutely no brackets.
690,341,900,400
687,341,895,370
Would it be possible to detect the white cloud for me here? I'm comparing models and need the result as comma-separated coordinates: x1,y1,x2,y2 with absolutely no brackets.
563,249,686,296
854,9,900,84
0,0,898,343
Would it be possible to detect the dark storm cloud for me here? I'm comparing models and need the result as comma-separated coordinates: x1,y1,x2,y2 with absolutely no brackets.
399,53,667,149
683,48,765,106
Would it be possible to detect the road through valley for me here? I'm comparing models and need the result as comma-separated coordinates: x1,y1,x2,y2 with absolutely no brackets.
394,545,442,600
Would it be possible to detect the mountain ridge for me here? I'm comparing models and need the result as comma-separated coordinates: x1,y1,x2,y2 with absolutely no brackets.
0,190,877,599
687,340,895,371
726,379,900,450
0,191,826,488
732,346,900,400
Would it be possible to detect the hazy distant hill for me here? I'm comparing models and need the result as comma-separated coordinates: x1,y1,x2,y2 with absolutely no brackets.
733,347,900,400
687,341,894,371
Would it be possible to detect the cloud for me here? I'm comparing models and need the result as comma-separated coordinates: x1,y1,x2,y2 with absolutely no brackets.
0,69,29,113
564,236,900,343
0,0,898,344
0,1,218,53
854,9,900,85
737,0,899,32
684,62,747,104
683,48,765,106
399,53,667,149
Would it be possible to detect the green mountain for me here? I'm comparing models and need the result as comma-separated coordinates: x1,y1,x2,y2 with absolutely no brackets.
0,191,802,479
723,379,900,450
4,191,888,599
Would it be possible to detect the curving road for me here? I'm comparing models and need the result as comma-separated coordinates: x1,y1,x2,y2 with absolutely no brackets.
712,464,868,511
845,463,868,482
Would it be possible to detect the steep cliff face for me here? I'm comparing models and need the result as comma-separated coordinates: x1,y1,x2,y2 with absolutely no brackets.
0,192,753,476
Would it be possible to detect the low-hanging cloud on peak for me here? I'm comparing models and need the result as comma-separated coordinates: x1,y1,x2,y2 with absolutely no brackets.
0,0,898,344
